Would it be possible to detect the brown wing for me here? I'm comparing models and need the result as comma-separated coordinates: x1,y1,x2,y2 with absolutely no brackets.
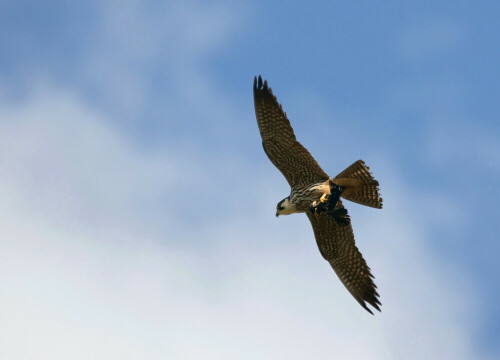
306,201,381,314
253,76,329,188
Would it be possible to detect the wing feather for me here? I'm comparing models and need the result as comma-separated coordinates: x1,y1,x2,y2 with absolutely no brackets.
306,201,381,314
253,76,329,188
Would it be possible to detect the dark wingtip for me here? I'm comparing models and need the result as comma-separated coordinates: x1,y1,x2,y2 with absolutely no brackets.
361,301,381,315
357,287,382,314
254,75,270,92
369,297,382,313
362,303,374,315
254,75,279,105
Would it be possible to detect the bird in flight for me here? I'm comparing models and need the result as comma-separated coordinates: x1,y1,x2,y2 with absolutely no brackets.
253,75,383,314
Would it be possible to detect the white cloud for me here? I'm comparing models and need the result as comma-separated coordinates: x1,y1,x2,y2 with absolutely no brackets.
75,0,244,121
0,80,488,360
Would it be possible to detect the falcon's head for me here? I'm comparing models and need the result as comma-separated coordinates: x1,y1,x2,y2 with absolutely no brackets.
276,196,295,217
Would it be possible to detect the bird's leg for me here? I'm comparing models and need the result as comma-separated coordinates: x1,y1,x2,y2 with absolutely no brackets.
309,181,350,225
319,193,329,203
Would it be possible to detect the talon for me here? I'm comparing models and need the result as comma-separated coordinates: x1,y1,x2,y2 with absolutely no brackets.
320,194,329,203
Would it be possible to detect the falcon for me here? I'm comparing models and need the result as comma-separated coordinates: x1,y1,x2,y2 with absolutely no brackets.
253,75,383,314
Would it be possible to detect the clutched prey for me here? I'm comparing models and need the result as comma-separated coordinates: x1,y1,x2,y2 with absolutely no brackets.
309,181,351,225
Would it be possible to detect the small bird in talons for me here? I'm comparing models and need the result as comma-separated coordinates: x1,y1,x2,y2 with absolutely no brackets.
310,181,351,226
254,75,383,315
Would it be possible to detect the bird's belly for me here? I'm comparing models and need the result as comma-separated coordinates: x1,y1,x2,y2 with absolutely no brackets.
290,184,327,212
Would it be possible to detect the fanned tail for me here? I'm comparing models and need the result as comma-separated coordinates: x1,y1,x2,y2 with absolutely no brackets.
333,160,383,209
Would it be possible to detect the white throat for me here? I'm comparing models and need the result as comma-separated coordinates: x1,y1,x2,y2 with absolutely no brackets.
276,197,296,216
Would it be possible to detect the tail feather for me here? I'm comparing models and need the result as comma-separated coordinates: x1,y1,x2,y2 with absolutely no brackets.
333,160,383,209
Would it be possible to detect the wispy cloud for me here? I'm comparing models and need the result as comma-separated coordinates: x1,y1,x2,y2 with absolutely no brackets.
76,0,244,124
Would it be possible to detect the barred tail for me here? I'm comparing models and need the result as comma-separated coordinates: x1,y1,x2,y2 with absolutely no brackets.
333,160,383,209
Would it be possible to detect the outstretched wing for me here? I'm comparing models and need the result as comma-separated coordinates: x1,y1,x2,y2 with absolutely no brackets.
253,75,329,188
306,201,381,314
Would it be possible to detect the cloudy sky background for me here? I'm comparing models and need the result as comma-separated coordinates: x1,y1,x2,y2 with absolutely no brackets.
1,1,498,359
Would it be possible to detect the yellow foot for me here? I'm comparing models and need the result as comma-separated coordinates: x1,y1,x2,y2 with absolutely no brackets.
320,193,329,203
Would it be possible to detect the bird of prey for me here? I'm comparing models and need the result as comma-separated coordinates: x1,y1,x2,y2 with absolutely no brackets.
253,75,383,314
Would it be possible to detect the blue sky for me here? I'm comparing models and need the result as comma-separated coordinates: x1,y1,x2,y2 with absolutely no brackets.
1,1,499,359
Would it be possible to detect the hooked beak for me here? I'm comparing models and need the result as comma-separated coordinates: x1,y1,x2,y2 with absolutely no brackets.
275,212,279,217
